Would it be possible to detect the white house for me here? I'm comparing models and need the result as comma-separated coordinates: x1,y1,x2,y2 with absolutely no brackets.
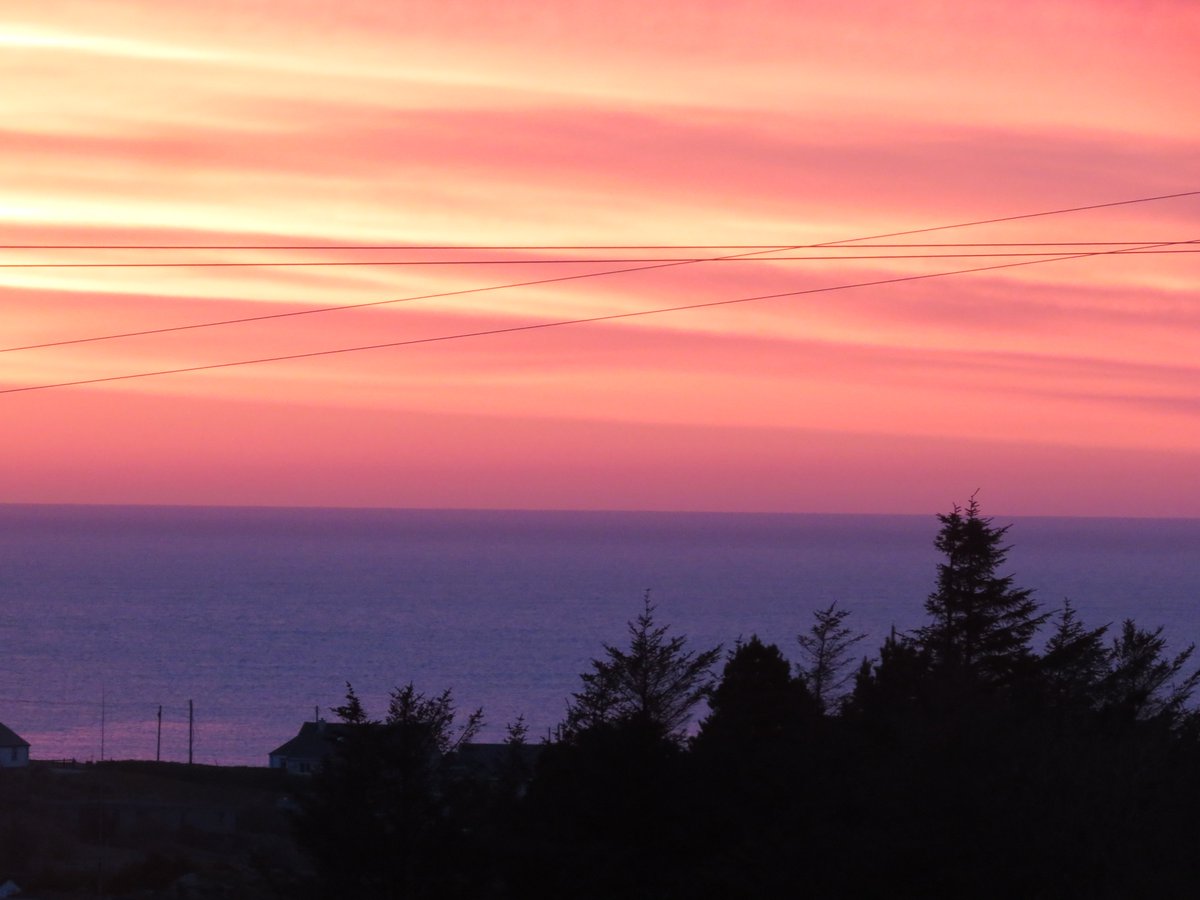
0,722,29,768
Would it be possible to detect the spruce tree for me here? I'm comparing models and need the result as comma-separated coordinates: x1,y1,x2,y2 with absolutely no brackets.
1041,600,1111,714
917,496,1048,685
565,591,721,742
1102,620,1200,726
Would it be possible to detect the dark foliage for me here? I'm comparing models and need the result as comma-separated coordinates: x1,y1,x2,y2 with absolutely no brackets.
513,716,698,900
694,635,819,750
916,494,1049,686
292,683,487,899
1102,619,1200,726
796,602,865,713
289,501,1200,899
564,590,721,742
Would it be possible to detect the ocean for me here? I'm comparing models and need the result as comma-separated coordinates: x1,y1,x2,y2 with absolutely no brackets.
1,504,1197,766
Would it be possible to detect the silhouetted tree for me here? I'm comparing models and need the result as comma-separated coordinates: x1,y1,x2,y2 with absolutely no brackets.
1100,619,1200,727
695,635,818,749
840,509,1200,897
385,681,483,755
916,496,1047,686
517,714,694,900
1040,600,1111,715
513,595,720,898
495,714,533,799
846,626,932,722
294,507,1200,899
687,637,828,894
564,591,721,742
797,602,866,713
294,683,485,899
333,681,371,724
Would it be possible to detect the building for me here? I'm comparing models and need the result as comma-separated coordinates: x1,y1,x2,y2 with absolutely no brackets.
268,719,344,774
0,722,30,768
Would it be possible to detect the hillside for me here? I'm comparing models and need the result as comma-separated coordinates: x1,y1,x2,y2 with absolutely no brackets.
0,761,307,899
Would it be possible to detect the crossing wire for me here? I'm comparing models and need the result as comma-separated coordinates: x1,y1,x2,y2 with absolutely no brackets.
3,188,1197,357
1,236,1193,396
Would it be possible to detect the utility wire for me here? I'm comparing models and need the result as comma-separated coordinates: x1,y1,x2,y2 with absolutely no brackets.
0,253,784,354
0,240,1190,252
0,693,321,715
2,238,1193,396
4,188,1196,356
2,249,1197,269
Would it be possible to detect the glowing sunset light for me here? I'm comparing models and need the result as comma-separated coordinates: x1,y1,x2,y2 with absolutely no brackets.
2,0,1198,515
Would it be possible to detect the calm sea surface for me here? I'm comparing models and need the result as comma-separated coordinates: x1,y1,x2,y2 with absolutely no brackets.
1,505,1197,766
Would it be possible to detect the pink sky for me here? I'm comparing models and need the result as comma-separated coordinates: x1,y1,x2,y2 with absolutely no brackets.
2,0,1199,516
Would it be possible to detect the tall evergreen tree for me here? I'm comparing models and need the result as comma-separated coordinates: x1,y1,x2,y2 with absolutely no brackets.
522,595,718,899
565,591,721,742
916,496,1048,685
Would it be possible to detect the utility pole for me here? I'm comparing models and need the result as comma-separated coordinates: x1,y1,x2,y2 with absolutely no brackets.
156,705,162,762
188,700,194,766
100,687,106,762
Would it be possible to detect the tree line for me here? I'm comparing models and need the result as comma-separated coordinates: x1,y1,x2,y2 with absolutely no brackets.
292,498,1200,899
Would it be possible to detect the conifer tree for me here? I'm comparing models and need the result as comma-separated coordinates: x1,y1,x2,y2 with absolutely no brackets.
797,602,865,713
1102,620,1200,726
916,496,1047,685
847,626,931,719
295,683,485,899
565,591,721,742
1041,600,1111,713
695,635,818,748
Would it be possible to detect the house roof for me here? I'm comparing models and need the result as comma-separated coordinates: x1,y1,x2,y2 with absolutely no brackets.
269,720,346,759
268,721,545,778
0,722,29,748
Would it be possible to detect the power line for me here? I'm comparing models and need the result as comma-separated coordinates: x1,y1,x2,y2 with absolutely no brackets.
0,693,328,716
0,254,781,354
0,245,966,354
0,240,1190,252
2,249,1197,269
809,189,1200,244
0,243,800,250
1,238,1192,396
4,188,1196,357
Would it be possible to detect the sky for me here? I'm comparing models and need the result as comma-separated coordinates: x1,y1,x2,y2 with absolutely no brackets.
2,0,1199,516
